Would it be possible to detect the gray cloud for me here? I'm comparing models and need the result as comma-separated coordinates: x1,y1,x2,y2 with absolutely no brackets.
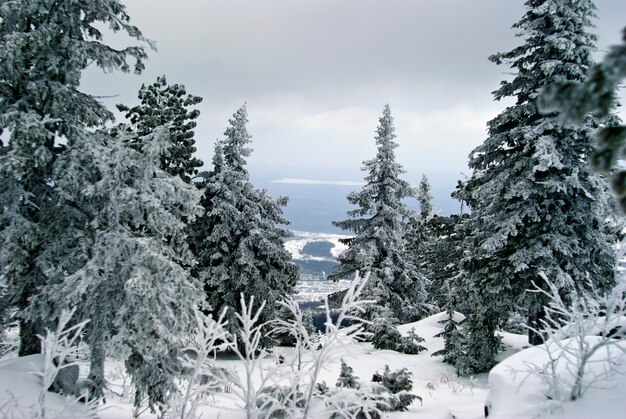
81,0,626,209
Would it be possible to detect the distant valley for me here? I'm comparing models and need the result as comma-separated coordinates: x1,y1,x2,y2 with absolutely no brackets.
284,231,352,302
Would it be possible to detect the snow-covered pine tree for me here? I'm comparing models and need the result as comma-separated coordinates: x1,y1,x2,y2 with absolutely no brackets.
190,105,298,341
117,75,204,183
457,0,617,373
0,0,149,355
42,125,203,410
329,105,428,323
540,27,626,210
417,174,433,221
336,359,360,389
420,213,470,312
431,283,464,370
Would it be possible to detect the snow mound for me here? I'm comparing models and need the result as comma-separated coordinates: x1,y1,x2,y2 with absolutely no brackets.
0,355,89,418
485,336,626,418
397,311,465,337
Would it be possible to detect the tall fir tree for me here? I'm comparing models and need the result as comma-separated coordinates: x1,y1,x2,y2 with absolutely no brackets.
540,27,626,210
117,75,204,183
407,174,434,289
329,105,428,322
0,0,149,355
417,174,434,221
457,0,617,373
190,105,298,341
420,213,470,312
39,125,203,408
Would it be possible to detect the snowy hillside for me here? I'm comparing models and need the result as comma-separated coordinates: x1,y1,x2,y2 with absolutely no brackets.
2,311,624,418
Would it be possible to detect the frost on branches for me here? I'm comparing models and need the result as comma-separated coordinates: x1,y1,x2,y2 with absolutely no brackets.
0,0,150,356
540,27,626,210
330,105,428,324
39,126,203,412
190,105,298,343
457,0,617,373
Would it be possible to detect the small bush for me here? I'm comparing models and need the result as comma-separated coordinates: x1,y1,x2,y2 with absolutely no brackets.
371,319,427,355
256,385,305,418
336,359,360,389
397,328,427,355
376,365,421,412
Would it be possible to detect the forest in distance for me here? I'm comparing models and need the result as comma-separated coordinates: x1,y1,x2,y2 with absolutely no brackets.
1,0,626,418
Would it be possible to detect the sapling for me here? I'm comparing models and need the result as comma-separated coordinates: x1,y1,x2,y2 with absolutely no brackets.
173,308,230,419
520,272,626,402
271,273,374,418
31,309,96,418
225,295,277,419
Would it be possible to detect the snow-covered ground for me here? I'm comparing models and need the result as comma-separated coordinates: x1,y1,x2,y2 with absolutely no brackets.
1,311,624,418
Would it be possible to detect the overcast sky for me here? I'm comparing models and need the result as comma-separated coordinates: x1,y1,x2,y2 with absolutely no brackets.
82,0,626,211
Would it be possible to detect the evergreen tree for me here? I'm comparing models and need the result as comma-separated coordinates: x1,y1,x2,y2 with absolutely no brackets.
417,174,433,220
407,174,433,275
190,105,298,340
0,0,149,355
421,213,470,311
329,105,427,322
40,126,203,408
117,75,204,183
540,27,626,210
431,283,465,370
457,0,616,373
336,359,360,389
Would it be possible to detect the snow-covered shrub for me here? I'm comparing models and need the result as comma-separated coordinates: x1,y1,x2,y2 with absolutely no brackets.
268,273,373,418
32,309,98,418
171,308,231,419
370,317,402,350
520,273,626,402
325,386,384,419
375,365,421,412
255,385,305,418
314,381,330,397
371,318,427,354
225,295,274,419
396,327,427,355
336,359,360,389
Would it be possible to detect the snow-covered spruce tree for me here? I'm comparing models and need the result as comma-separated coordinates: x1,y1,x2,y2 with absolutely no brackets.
417,174,433,221
41,126,203,411
431,283,465,370
457,0,617,373
117,75,204,183
0,0,149,355
190,105,298,342
421,213,470,312
540,27,626,210
329,105,427,323
406,174,433,279
336,359,360,389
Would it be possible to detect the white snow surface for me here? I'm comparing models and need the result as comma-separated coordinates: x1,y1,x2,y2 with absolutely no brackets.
1,313,624,418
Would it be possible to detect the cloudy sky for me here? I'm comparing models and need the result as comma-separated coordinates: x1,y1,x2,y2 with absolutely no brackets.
82,0,626,214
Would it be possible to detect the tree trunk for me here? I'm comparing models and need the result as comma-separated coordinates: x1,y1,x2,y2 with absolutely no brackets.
528,294,546,345
87,282,108,401
18,318,43,356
